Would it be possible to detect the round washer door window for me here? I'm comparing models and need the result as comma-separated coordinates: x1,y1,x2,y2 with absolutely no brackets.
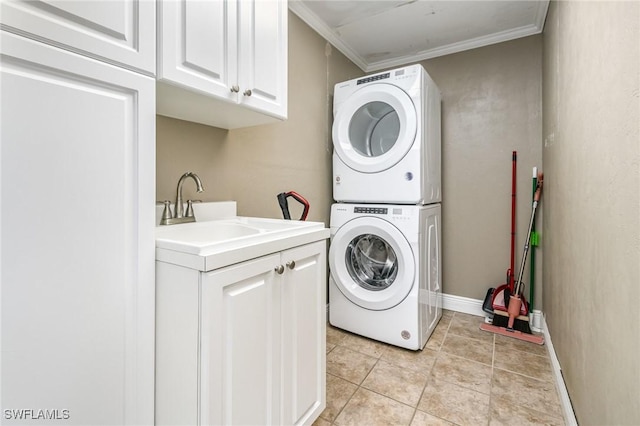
333,84,417,173
329,217,415,310
346,234,398,291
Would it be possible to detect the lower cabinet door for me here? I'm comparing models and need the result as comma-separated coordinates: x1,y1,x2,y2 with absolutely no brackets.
200,253,282,426
281,241,327,425
199,241,327,426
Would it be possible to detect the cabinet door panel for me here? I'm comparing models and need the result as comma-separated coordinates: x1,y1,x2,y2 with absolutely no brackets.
158,0,237,101
0,0,155,74
201,254,281,426
238,0,287,118
281,241,326,425
184,1,225,77
0,32,155,425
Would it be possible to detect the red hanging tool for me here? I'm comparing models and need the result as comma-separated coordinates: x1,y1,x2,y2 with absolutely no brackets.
277,191,309,221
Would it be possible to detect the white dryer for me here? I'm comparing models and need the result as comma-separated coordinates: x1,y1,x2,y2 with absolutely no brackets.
328,203,442,350
332,64,441,205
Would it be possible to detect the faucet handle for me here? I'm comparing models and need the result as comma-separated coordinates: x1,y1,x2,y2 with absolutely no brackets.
185,200,194,218
185,199,201,218
158,200,173,224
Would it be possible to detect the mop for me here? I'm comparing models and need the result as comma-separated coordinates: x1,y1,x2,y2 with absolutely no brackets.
480,171,545,345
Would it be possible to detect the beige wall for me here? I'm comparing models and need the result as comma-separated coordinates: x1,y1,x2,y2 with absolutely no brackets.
542,1,640,424
157,14,544,304
418,36,543,302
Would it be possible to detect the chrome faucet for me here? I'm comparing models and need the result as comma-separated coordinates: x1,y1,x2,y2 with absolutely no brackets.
160,172,204,225
175,172,204,218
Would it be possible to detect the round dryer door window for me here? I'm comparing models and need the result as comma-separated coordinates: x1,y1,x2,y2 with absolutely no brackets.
333,84,417,173
329,217,415,310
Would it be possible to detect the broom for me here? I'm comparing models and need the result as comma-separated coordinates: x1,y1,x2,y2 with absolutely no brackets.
483,152,530,333
480,172,544,344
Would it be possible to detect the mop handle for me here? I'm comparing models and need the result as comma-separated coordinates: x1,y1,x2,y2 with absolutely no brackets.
514,172,544,296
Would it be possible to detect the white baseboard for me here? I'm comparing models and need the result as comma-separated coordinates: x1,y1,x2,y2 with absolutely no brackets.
441,293,485,316
542,314,577,426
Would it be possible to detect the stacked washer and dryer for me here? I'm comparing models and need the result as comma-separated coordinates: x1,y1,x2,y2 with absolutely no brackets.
329,64,443,351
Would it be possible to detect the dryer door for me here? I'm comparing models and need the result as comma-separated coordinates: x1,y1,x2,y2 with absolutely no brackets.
329,217,415,310
332,83,417,173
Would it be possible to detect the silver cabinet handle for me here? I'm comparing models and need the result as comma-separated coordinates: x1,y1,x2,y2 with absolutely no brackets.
243,89,252,97
274,265,284,275
286,261,295,270
230,85,240,93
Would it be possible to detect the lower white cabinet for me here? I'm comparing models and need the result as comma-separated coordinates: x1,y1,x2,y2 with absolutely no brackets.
156,240,326,425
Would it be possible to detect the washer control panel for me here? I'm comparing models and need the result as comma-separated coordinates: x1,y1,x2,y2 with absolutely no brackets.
353,206,388,215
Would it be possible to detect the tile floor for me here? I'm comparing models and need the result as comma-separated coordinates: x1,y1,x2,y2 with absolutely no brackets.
315,310,565,426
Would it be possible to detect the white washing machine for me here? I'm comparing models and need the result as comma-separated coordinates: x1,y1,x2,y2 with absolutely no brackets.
328,203,442,350
332,64,442,205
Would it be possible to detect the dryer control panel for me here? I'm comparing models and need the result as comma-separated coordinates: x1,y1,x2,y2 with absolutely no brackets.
357,72,390,85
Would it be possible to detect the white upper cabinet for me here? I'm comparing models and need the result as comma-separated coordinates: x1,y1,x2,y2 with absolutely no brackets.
0,0,156,75
157,0,288,129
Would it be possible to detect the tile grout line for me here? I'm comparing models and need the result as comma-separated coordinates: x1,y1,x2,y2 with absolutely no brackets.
342,313,455,425
410,312,453,425
489,333,496,426
328,338,383,425
356,344,424,425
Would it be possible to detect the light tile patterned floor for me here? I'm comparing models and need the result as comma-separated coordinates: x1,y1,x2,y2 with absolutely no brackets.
315,310,565,426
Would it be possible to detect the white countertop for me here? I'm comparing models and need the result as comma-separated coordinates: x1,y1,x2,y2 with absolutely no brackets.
155,202,329,272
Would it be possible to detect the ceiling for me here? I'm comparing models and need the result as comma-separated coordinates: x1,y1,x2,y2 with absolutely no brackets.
289,0,550,72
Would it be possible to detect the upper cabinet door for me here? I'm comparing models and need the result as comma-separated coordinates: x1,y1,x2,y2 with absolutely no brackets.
157,0,238,101
237,0,288,119
0,0,155,75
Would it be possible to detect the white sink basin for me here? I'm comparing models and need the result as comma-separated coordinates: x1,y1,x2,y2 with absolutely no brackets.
155,216,326,257
156,221,261,245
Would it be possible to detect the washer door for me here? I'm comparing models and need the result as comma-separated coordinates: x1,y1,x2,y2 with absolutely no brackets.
330,217,415,310
333,83,417,173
